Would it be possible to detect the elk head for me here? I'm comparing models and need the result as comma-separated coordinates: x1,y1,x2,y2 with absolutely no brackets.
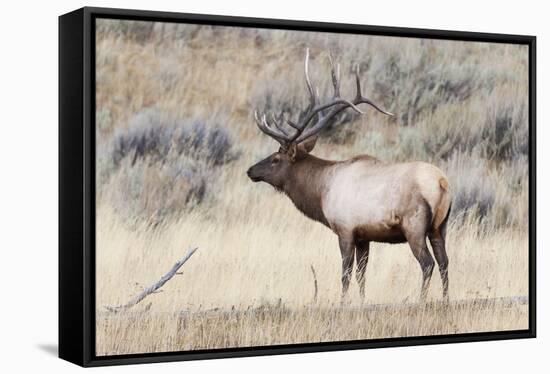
247,49,393,189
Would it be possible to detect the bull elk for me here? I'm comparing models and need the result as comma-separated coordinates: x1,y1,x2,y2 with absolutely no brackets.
247,50,452,302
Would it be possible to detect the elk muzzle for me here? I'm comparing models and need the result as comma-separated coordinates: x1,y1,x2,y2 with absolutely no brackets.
246,166,262,182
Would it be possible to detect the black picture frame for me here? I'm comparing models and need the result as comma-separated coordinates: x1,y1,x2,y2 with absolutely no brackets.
59,6,537,367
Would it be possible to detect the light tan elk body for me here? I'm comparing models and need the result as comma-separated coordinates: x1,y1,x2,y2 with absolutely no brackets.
247,50,452,301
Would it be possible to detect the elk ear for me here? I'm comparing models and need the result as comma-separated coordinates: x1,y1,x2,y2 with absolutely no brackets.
288,144,298,162
298,136,317,154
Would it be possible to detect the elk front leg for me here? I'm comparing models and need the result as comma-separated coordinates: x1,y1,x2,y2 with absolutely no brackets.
355,240,370,299
338,236,355,299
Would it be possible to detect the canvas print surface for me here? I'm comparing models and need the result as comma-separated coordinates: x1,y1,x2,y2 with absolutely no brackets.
95,18,530,356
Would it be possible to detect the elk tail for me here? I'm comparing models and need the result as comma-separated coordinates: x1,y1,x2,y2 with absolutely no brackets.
433,177,452,233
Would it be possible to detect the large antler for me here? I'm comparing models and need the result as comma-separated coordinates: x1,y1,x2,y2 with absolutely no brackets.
254,49,393,149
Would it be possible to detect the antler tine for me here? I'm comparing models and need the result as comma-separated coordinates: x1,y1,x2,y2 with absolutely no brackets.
286,118,300,130
270,112,292,137
254,111,290,147
315,87,321,107
354,65,394,117
354,65,362,100
309,99,364,117
304,48,317,108
328,53,341,98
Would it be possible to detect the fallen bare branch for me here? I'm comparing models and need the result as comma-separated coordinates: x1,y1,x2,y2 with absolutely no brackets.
310,265,318,303
105,247,198,313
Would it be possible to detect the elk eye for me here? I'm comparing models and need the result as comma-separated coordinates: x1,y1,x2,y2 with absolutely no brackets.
271,157,280,165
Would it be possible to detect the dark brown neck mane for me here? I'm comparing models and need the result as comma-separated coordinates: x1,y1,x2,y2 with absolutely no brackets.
281,154,335,227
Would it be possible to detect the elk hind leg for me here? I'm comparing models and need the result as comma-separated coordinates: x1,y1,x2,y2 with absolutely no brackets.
428,230,449,301
403,208,435,302
408,237,434,302
355,240,370,299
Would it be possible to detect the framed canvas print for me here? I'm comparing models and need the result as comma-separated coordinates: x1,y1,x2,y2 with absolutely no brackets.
59,6,536,367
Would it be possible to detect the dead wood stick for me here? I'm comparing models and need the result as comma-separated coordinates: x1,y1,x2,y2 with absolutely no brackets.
310,264,318,303
105,247,198,313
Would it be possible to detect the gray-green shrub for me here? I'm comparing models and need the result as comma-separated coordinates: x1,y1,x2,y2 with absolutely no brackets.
97,108,239,225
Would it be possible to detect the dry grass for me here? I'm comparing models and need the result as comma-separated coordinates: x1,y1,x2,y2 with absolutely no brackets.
95,19,530,356
96,201,528,355
98,303,526,355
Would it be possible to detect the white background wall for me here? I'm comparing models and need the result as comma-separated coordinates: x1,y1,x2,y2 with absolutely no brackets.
0,0,546,372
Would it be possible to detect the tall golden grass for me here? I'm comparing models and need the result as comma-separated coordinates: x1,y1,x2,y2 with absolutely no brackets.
95,19,529,356
96,199,528,355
